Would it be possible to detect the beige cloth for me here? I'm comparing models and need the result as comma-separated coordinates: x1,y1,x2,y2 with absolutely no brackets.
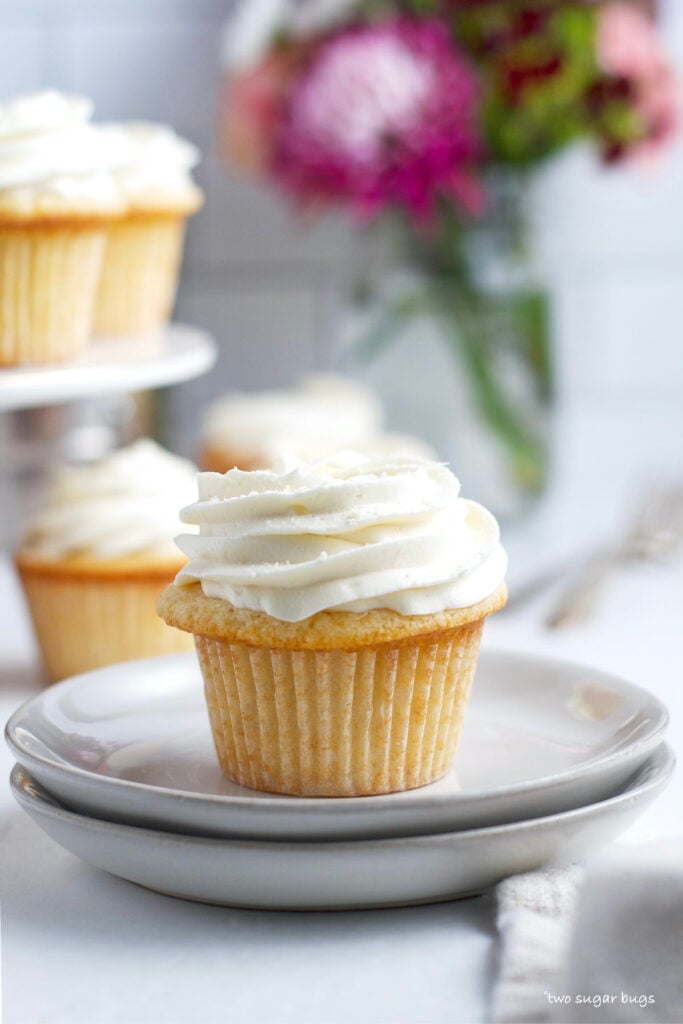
492,842,683,1024
491,866,583,1023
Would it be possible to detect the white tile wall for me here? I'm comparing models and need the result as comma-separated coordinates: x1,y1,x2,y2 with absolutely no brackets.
62,21,222,143
532,142,683,262
188,159,357,268
0,24,45,95
530,130,683,409
1,0,682,459
172,277,322,452
602,273,683,396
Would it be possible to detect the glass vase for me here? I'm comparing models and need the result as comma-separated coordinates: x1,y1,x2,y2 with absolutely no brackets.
341,247,554,521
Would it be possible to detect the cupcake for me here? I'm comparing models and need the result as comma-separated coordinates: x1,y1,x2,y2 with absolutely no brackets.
199,373,433,472
158,452,507,797
16,439,196,683
91,122,203,336
349,431,436,463
0,91,126,366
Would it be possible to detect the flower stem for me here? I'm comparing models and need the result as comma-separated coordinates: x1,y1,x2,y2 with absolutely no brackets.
433,280,548,491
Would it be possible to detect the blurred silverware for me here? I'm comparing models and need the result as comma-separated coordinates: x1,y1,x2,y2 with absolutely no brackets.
545,484,683,629
503,557,581,612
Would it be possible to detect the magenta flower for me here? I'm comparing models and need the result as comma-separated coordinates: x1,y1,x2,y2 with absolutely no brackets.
272,18,483,222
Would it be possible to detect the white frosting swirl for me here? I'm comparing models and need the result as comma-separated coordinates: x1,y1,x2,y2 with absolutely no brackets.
24,440,198,560
0,91,132,195
175,452,506,621
204,374,384,462
100,121,201,205
0,91,92,138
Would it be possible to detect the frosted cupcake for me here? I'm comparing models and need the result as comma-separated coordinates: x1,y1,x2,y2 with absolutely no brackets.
91,122,203,336
199,374,433,472
16,440,196,682
0,91,126,365
349,431,436,462
158,452,507,797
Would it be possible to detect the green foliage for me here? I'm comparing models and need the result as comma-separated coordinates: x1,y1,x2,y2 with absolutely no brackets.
361,0,439,13
509,289,553,403
454,4,601,165
403,0,441,14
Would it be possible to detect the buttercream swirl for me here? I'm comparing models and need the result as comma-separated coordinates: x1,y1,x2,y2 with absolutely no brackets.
175,452,506,621
0,91,92,138
24,440,198,560
100,121,201,207
0,90,131,196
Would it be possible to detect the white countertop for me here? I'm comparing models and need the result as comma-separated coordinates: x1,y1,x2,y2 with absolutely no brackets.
1,522,681,1024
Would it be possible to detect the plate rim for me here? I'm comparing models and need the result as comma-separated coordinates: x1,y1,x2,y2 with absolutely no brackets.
9,742,675,851
5,648,670,817
0,323,216,411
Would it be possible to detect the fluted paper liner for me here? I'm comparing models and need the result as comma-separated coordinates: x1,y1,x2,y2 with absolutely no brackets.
92,214,187,336
17,558,193,683
194,619,485,797
0,225,106,365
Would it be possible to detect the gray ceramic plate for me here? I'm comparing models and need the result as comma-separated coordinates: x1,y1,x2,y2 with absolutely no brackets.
5,650,669,841
10,746,674,910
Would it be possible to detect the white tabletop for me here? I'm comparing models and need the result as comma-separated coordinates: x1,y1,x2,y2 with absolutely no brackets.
1,522,681,1024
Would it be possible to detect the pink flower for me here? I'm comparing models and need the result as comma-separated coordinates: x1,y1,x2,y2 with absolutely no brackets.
597,2,679,161
221,51,298,174
598,2,663,80
635,65,680,160
272,18,483,222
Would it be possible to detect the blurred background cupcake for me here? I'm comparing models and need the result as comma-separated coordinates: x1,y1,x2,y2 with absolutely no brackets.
199,373,434,472
15,439,196,682
0,90,126,366
92,122,203,336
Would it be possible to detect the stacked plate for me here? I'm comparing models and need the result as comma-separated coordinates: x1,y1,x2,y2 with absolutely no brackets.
7,649,673,910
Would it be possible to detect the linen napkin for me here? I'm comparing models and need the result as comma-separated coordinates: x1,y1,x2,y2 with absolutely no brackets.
491,841,683,1024
491,865,583,1023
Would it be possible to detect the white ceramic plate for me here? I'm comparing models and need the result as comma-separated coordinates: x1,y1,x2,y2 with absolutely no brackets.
0,324,216,410
10,746,674,910
6,650,669,841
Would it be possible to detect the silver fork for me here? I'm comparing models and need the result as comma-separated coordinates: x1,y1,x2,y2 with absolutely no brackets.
545,484,683,629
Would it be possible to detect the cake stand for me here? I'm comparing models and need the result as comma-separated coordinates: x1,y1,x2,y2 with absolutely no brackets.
0,323,216,411
0,323,217,545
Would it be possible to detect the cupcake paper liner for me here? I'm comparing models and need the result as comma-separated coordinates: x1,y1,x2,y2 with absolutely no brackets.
194,618,485,797
92,214,187,336
0,224,106,365
17,564,193,683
